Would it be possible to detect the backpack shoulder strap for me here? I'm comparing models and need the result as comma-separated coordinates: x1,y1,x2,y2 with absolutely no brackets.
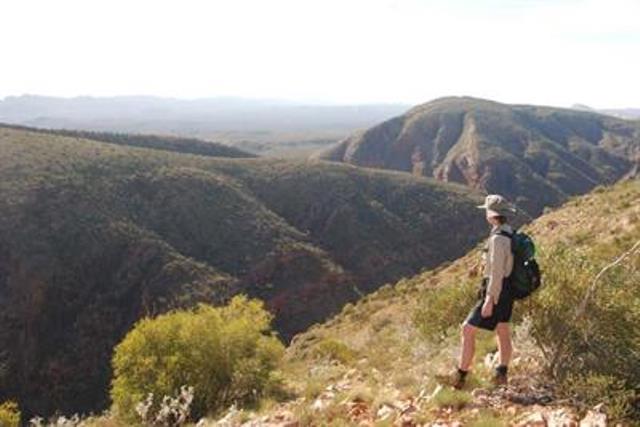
494,229,514,239
493,228,515,254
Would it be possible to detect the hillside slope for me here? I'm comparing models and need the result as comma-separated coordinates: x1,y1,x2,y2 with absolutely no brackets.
226,179,638,426
0,123,254,158
317,97,640,215
0,126,486,418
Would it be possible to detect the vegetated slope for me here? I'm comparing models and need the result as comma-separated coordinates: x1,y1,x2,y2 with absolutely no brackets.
0,126,486,418
241,179,638,426
317,97,640,215
226,136,340,158
0,123,254,158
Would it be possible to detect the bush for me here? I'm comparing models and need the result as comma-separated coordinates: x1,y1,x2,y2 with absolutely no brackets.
111,296,285,422
431,387,472,410
0,401,20,427
527,241,640,420
529,243,640,377
313,338,357,364
560,373,638,421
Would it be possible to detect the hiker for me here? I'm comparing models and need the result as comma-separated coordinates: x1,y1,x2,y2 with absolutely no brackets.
454,194,517,389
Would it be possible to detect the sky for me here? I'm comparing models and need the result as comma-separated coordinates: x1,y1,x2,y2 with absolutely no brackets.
1,0,639,108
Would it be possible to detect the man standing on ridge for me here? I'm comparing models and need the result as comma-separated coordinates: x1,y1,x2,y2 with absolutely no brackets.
449,194,517,389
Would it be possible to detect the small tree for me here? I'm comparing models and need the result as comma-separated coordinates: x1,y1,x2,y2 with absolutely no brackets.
0,401,20,427
526,242,640,420
111,296,285,422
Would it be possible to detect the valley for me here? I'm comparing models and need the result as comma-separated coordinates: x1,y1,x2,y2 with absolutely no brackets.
0,125,485,418
1,97,638,424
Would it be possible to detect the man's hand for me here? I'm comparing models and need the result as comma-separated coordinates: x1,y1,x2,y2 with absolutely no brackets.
468,261,481,278
481,297,494,318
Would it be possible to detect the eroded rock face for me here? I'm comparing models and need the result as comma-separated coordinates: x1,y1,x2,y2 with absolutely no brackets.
318,97,640,215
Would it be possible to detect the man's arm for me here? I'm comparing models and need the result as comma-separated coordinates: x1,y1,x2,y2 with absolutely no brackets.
486,235,509,304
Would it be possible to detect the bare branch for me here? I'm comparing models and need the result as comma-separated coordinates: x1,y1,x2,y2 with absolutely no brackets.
575,239,640,320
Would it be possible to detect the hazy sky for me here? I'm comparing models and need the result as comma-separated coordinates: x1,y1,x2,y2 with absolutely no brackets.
1,0,639,108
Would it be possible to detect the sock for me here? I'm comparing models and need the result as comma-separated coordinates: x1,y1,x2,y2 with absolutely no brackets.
496,365,508,376
457,368,468,380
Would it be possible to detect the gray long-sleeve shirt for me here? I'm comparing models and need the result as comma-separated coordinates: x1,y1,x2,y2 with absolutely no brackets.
482,224,514,304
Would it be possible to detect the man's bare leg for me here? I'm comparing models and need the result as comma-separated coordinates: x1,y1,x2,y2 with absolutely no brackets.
460,322,478,371
494,322,512,385
495,322,512,366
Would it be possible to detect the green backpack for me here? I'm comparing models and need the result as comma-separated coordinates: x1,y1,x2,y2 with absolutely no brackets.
498,230,542,299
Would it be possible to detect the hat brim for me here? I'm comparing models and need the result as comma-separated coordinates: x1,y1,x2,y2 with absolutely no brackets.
477,205,515,217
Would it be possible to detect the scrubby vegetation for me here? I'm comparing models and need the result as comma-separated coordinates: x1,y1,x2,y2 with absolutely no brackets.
2,119,638,424
0,401,20,427
413,180,640,421
0,123,255,158
528,241,640,419
0,126,485,419
111,296,284,422
273,179,640,425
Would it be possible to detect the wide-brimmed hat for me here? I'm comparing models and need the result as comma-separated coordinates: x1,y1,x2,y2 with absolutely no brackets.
477,194,516,217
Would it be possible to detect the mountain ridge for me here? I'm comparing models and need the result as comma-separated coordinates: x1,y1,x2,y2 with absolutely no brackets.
0,95,410,157
317,96,640,215
0,123,255,159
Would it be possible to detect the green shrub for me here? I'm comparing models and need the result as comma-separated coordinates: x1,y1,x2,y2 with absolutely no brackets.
529,244,640,379
431,387,472,410
313,338,357,364
111,296,285,422
0,401,20,427
527,241,640,420
560,373,637,421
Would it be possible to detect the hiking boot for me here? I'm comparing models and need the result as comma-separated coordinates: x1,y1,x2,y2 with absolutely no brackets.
493,365,508,386
435,368,468,389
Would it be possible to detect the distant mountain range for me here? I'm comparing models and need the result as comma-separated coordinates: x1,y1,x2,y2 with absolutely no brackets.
0,95,410,155
571,103,640,119
0,95,408,130
0,125,486,418
317,97,640,215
